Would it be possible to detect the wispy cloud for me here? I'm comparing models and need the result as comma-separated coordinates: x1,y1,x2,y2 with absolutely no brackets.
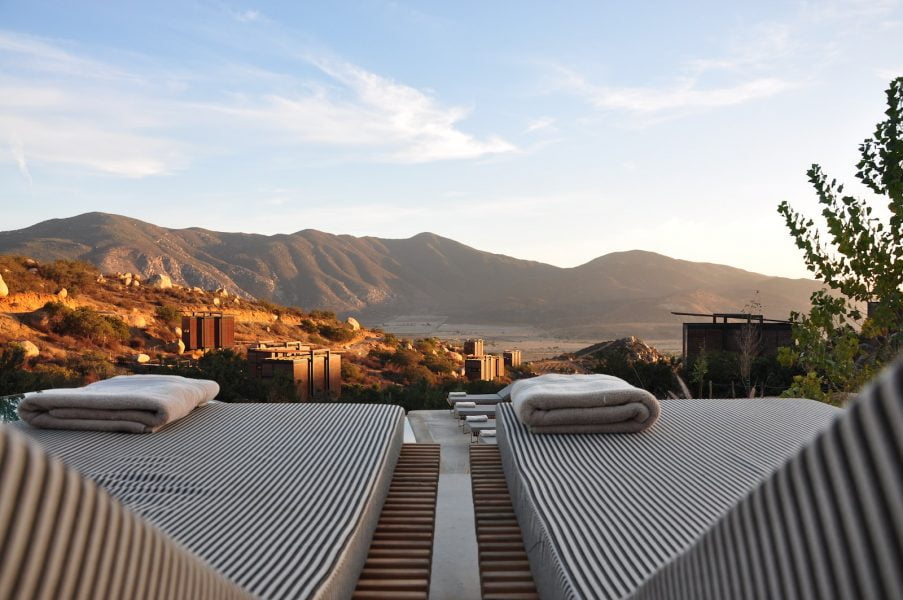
228,8,264,23
0,28,515,177
9,136,32,184
525,117,557,134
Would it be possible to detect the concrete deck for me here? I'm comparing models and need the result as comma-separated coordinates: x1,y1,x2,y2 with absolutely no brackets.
408,409,481,600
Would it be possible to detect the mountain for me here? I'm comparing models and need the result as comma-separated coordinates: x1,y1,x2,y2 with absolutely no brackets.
0,213,822,340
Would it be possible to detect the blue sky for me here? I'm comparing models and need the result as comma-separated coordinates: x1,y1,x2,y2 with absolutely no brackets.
1,1,901,278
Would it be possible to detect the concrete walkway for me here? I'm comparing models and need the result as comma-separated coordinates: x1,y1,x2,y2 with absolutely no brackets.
408,410,481,600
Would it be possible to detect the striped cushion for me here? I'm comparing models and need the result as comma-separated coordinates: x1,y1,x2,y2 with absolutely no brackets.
497,397,842,600
633,361,903,600
0,425,251,600
12,402,404,599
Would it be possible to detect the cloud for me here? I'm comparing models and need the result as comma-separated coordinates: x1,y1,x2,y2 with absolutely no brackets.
578,77,792,114
525,117,557,134
9,136,32,184
229,9,263,23
0,29,514,177
210,57,517,163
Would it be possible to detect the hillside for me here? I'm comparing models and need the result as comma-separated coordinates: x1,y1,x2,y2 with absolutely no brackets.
0,213,824,340
0,256,479,402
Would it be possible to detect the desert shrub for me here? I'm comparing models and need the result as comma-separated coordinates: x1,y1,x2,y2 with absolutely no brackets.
318,323,356,343
154,303,182,327
309,309,336,320
162,349,299,402
40,259,98,295
66,352,118,382
341,361,366,384
299,318,318,333
382,333,399,347
421,353,456,375
0,346,81,397
387,348,419,368
52,306,130,345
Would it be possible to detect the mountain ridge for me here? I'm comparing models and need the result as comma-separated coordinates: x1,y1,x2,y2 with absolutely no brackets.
0,212,822,340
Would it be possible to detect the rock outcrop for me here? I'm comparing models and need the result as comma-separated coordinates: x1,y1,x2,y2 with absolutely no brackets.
0,274,8,298
148,273,173,289
13,340,40,358
346,317,361,331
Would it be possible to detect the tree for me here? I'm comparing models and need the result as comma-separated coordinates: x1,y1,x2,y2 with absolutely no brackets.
777,77,903,401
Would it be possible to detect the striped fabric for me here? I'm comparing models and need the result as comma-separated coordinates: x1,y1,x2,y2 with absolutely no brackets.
12,402,404,600
633,362,903,600
0,425,251,600
496,397,842,600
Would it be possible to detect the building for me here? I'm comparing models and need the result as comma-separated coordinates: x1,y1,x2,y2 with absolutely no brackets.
248,343,341,400
181,312,235,351
463,338,484,357
464,354,505,381
672,312,792,360
503,350,522,368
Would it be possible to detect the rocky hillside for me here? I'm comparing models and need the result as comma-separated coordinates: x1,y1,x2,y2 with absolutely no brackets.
0,255,474,397
0,212,824,340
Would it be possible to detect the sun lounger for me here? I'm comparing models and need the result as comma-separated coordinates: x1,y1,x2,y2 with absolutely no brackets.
7,403,405,600
445,384,512,407
454,404,497,419
495,359,903,600
465,419,497,441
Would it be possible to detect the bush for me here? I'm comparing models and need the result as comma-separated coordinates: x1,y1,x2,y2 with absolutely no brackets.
318,323,356,343
40,259,98,295
154,304,182,327
309,309,336,320
53,307,131,345
299,318,319,333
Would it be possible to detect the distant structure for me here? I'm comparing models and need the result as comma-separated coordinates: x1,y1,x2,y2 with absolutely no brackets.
672,312,792,360
503,350,522,368
181,312,235,351
463,338,485,357
247,342,341,400
465,354,505,381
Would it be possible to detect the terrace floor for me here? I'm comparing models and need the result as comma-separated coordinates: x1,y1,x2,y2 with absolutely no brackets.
407,409,482,600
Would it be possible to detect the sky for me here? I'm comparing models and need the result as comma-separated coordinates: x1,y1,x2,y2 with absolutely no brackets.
1,0,902,279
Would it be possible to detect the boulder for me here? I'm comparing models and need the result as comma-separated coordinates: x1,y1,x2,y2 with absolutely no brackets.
13,340,40,358
213,297,221,307
135,353,151,364
130,279,140,287
96,275,106,284
176,339,186,355
233,298,240,305
57,288,68,299
346,317,361,331
215,287,229,297
191,287,204,293
448,351,463,362
0,274,8,298
122,275,132,286
174,326,182,337
129,314,147,328
147,273,173,289
23,258,37,267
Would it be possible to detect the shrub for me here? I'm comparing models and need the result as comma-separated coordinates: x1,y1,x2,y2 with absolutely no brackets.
42,303,131,345
309,309,336,320
299,318,319,334
40,259,98,294
154,304,182,327
318,323,356,343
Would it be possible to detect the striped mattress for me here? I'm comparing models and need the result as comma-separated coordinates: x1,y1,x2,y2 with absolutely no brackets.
496,398,842,600
13,402,405,600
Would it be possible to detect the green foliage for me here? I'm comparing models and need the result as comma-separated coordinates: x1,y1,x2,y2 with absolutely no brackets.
0,346,82,398
299,318,319,333
162,349,300,402
317,322,356,342
43,302,131,345
691,351,709,398
592,347,679,398
309,309,336,320
381,333,399,347
777,77,903,400
39,259,98,295
154,303,182,327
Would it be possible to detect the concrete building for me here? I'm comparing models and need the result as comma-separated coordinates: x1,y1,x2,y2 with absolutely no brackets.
503,350,522,368
464,354,505,381
463,339,484,357
248,343,341,400
181,312,235,351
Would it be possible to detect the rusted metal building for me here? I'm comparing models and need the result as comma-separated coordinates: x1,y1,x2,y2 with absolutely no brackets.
503,350,522,368
463,338,485,357
248,342,341,400
672,312,792,360
181,312,235,351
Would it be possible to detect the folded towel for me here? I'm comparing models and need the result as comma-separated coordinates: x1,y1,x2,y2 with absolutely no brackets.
511,374,659,434
479,429,497,437
449,391,467,396
18,375,219,434
456,401,476,408
466,415,489,422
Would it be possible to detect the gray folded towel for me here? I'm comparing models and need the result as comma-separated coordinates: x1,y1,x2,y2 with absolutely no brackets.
18,375,219,433
511,374,660,434
456,401,477,408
